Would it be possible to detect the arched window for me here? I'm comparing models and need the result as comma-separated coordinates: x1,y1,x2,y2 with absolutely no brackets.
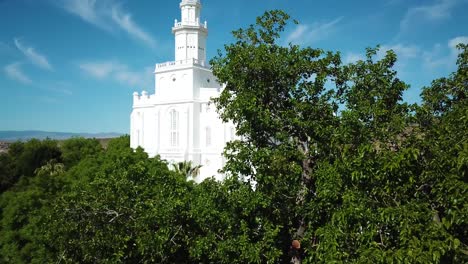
205,127,211,147
169,109,179,147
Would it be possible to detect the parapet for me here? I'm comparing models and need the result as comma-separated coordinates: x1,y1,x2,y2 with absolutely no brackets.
133,90,155,107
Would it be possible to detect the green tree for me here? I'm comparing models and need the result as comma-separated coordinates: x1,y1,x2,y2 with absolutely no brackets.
0,153,15,193
60,137,102,168
414,43,467,262
212,10,346,262
186,177,282,263
16,139,62,177
0,160,67,263
0,139,62,193
40,137,194,263
210,10,467,263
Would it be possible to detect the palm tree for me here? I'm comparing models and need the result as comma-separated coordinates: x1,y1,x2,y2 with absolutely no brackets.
172,161,202,179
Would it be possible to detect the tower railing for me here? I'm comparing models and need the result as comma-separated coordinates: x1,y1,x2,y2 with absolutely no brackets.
155,58,209,71
173,20,207,29
180,0,201,7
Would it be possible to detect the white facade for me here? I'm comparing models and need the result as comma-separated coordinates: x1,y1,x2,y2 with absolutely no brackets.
130,0,234,181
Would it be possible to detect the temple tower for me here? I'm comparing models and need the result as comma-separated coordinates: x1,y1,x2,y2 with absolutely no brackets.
173,0,208,62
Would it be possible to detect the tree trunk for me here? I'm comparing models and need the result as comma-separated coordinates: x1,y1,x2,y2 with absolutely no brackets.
290,140,313,263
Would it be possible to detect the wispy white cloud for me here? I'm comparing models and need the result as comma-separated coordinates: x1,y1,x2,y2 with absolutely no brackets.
14,38,53,71
343,44,421,76
4,62,32,84
448,36,468,53
44,81,74,96
344,52,365,64
400,0,461,33
285,17,343,45
111,6,156,48
60,0,111,31
114,66,152,87
422,44,446,68
57,0,156,48
286,24,308,44
79,61,117,79
79,60,152,87
377,44,421,60
346,43,421,65
423,36,468,69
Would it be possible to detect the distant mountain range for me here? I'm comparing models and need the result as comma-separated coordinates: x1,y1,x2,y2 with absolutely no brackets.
0,130,123,142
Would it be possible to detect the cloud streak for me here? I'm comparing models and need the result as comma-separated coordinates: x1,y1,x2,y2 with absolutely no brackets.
345,43,422,65
57,0,156,48
400,0,461,33
4,62,32,85
111,6,156,48
378,44,421,60
79,61,117,79
423,36,468,68
60,0,110,31
285,17,343,45
43,81,74,96
79,60,152,87
344,52,365,64
448,36,468,53
14,38,53,71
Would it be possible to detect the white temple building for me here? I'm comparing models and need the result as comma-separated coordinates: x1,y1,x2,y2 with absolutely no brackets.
130,0,234,181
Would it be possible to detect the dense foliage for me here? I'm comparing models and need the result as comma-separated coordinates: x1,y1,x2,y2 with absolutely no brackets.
0,10,466,263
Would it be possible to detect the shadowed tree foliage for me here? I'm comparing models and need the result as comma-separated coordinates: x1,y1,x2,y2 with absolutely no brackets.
16,139,62,178
0,153,15,193
0,139,62,193
0,159,68,263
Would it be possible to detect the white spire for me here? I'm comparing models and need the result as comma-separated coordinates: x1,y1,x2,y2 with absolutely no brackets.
172,0,208,62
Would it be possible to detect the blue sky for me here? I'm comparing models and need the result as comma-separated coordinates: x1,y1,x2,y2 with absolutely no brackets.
0,0,467,134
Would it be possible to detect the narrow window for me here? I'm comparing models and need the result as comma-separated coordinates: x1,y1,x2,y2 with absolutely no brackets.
169,109,179,147
206,127,211,147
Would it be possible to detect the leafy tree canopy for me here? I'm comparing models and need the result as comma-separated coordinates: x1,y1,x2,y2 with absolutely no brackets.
211,10,467,263
0,11,466,264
